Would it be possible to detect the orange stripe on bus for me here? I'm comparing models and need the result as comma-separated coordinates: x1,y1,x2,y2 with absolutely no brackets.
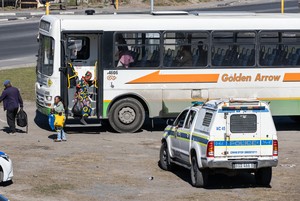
127,71,219,84
283,73,300,82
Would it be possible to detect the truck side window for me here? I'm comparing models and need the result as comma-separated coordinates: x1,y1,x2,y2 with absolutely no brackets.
185,110,196,129
174,110,188,127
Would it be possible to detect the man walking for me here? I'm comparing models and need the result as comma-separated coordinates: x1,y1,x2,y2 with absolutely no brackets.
0,80,23,134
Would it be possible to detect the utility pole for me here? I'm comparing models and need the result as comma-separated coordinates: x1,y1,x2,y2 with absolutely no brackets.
150,0,154,13
46,1,50,15
281,0,285,13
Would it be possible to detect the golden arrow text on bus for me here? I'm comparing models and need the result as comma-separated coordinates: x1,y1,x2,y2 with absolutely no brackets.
127,71,219,84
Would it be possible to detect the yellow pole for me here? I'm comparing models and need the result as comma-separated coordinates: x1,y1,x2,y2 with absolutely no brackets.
281,0,284,14
116,0,118,10
46,2,50,15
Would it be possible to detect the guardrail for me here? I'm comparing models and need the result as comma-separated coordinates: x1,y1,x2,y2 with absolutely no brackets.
1,0,69,9
19,0,39,9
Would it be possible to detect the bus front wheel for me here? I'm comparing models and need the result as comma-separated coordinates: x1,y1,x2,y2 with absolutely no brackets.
108,98,145,133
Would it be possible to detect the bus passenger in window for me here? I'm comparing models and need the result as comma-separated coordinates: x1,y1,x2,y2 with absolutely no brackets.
117,50,134,68
77,43,89,60
175,45,192,67
115,34,134,68
198,41,207,66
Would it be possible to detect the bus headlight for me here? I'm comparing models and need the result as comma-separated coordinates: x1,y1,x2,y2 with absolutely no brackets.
46,96,52,101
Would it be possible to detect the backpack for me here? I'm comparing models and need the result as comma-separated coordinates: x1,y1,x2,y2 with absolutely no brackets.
16,108,28,127
54,114,65,128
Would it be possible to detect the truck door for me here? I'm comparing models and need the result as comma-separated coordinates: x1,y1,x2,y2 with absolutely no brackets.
61,32,103,123
225,110,262,159
179,109,197,163
170,109,189,158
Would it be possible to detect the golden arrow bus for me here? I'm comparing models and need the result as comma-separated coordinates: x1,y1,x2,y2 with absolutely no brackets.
36,12,300,132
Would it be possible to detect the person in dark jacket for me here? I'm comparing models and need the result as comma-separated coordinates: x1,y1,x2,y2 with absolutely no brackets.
0,80,23,134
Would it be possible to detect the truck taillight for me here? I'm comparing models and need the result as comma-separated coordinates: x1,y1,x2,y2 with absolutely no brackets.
206,141,214,157
273,140,278,156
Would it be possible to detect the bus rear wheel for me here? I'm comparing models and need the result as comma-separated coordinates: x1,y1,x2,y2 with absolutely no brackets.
108,98,145,133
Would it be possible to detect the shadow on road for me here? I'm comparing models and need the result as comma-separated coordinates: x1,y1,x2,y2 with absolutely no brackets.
34,108,300,134
34,109,168,134
273,116,300,131
162,164,271,189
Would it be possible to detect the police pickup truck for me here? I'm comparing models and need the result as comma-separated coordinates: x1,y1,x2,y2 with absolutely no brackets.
159,99,278,187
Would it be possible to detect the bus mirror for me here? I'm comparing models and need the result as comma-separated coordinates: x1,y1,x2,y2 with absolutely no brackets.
59,67,67,73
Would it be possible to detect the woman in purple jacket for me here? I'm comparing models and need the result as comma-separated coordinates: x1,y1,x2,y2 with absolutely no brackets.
0,80,23,134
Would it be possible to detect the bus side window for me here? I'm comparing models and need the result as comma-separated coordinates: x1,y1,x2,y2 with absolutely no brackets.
68,37,90,61
77,43,89,60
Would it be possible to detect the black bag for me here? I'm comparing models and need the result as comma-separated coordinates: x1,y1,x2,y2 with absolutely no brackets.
72,100,83,117
16,108,28,127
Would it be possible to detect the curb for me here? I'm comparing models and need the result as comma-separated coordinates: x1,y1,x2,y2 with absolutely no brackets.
0,10,78,21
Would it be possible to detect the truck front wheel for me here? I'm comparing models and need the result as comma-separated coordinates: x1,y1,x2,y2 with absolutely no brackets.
159,142,173,171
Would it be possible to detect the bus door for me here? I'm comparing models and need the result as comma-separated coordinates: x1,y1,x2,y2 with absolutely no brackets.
61,33,103,123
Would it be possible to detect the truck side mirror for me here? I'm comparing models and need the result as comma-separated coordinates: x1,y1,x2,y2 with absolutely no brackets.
166,119,174,126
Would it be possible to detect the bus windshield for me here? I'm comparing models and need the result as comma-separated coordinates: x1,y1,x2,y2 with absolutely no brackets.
37,34,54,76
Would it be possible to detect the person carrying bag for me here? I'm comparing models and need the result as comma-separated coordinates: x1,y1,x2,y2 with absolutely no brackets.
0,80,24,135
16,107,28,133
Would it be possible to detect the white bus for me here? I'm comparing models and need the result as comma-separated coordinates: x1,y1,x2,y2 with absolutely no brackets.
36,12,300,133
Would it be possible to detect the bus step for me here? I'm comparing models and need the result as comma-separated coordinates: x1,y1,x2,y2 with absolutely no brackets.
64,123,102,128
65,118,102,127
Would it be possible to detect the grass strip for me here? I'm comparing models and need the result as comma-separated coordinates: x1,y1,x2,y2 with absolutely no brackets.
0,67,36,101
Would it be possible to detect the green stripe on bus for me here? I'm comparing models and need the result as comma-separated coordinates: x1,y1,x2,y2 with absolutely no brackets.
268,100,300,115
103,101,110,118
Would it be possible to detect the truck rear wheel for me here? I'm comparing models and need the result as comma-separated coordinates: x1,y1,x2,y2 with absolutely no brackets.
191,155,208,188
255,167,272,186
108,98,145,133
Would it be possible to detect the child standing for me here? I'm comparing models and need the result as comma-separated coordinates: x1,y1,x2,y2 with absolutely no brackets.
52,96,67,142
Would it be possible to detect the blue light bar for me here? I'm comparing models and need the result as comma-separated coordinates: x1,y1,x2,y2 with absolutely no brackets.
192,101,204,106
222,106,265,110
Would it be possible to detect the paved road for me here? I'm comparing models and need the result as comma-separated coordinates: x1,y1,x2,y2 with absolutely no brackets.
0,18,39,68
191,0,299,13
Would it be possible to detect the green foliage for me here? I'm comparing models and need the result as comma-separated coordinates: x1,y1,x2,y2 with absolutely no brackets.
0,67,36,101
